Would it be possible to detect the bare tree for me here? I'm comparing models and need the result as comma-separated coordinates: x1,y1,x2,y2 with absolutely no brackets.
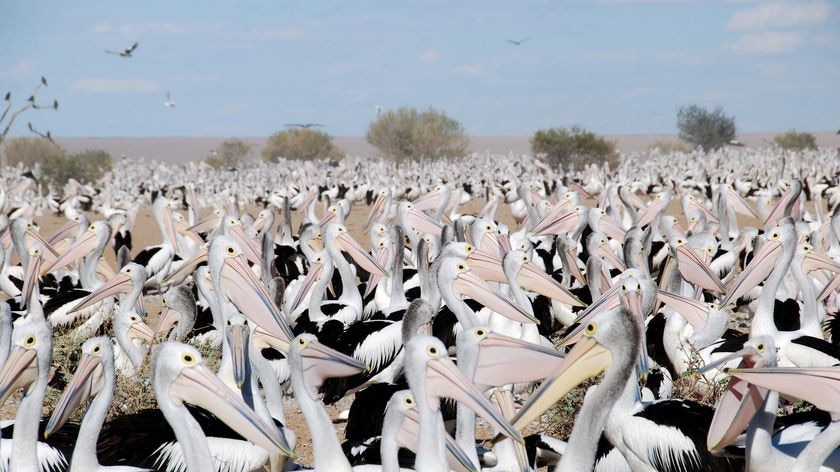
1,76,59,166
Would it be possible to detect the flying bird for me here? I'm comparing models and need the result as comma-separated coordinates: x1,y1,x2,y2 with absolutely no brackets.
506,37,531,46
374,105,383,116
164,92,176,108
284,123,323,129
106,42,139,57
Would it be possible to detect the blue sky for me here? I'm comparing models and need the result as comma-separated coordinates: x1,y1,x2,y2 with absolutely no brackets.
1,0,838,137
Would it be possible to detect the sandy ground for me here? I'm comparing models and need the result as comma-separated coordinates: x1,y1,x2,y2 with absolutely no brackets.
54,132,840,163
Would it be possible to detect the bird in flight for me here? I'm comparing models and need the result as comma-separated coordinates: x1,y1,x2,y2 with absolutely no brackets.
164,92,176,108
374,105,383,116
106,42,139,57
284,123,323,129
506,37,531,46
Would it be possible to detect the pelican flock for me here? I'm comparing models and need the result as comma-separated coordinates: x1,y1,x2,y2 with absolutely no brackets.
1,146,840,471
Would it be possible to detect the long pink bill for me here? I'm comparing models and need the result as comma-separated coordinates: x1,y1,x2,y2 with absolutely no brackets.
722,239,782,306
161,248,208,289
676,244,724,293
452,268,538,324
472,330,564,389
336,232,389,276
288,260,324,314
656,290,710,331
297,337,368,396
40,227,99,275
45,352,105,436
727,367,840,416
71,272,133,313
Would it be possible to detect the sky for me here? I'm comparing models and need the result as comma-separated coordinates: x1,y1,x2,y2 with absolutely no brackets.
1,0,838,137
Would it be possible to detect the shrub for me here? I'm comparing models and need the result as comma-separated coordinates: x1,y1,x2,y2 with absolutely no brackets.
774,130,817,151
366,107,468,162
2,137,63,168
676,105,736,152
261,129,343,163
531,126,618,169
648,140,694,154
206,137,253,168
40,149,112,189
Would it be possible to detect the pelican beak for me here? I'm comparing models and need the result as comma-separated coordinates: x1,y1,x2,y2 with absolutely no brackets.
695,346,763,376
299,339,368,394
400,405,480,472
656,290,709,331
497,233,512,253
21,250,42,308
252,215,267,233
47,219,80,245
724,189,760,220
804,251,840,274
72,272,132,313
466,249,506,283
0,346,39,406
288,261,323,314
426,354,523,444
41,227,98,275
560,284,621,346
335,232,388,276
230,224,262,265
253,326,291,354
364,193,387,229
364,245,390,298
169,362,295,458
473,331,564,388
45,353,105,437
723,239,782,306
675,245,724,293
636,198,666,228
598,244,626,272
405,208,443,236
518,260,585,307
163,205,180,253
226,323,251,388
128,318,155,343
728,367,840,416
509,336,611,431
533,210,579,236
154,306,182,339
412,187,444,212
599,214,627,241
453,269,538,324
221,255,295,343
621,288,649,376
819,275,840,302
707,374,768,453
161,248,208,288
188,213,220,233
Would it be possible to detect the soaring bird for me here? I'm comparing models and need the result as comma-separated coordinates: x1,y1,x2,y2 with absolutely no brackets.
164,91,176,108
106,42,139,57
284,123,323,129
506,37,530,45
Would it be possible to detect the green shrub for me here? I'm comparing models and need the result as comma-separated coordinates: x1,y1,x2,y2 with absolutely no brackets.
531,126,618,169
676,105,736,152
2,137,63,168
774,130,817,151
40,149,112,189
261,129,343,163
648,140,694,153
206,137,253,168
366,107,468,162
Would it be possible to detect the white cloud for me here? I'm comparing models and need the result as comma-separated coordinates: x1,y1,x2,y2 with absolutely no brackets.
417,49,441,63
727,1,830,31
71,78,160,94
729,31,803,55
0,61,35,80
226,27,304,42
454,64,483,77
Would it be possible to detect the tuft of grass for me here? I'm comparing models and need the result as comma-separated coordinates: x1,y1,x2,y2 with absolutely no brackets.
538,376,602,439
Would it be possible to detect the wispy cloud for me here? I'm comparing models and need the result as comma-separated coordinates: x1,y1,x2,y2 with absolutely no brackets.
417,49,441,64
224,27,304,42
727,1,830,31
729,31,804,55
0,61,35,80
88,20,304,44
454,64,483,77
71,78,160,94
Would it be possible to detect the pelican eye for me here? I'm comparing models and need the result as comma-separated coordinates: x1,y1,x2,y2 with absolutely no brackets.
89,224,96,231
338,226,346,233
24,336,36,347
584,322,597,335
464,245,474,253
227,319,232,326
676,238,685,245
298,337,309,347
162,298,167,306
803,244,812,252
226,246,236,255
130,315,139,322
755,343,765,353
521,255,529,262
403,396,415,407
182,353,197,365
485,225,492,232
707,247,713,253
92,345,101,354
475,328,486,338
457,263,467,272
124,267,132,274
242,319,247,326
426,345,439,357
33,249,41,256
771,232,779,240
600,239,606,244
